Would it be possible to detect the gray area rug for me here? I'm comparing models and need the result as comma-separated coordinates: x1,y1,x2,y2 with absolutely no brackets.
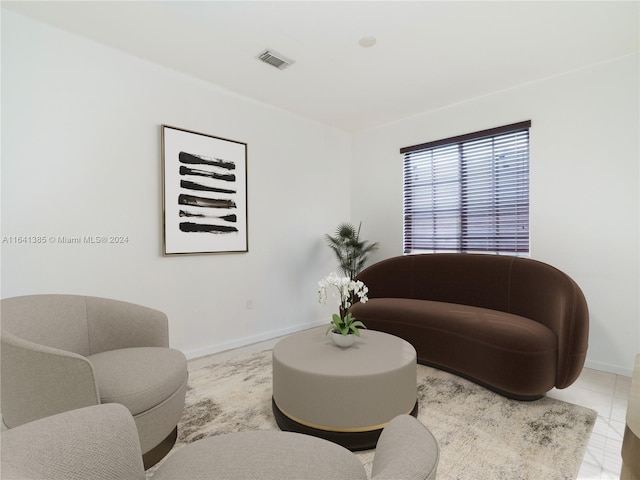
169,349,597,480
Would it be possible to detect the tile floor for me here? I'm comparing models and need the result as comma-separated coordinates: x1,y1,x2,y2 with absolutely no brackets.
190,337,631,480
548,367,631,479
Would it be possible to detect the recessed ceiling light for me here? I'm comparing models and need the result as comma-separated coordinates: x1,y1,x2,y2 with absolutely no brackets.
358,36,377,48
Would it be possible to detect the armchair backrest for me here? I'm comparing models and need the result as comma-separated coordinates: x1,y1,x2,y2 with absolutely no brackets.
1,294,170,356
0,404,146,480
1,294,93,356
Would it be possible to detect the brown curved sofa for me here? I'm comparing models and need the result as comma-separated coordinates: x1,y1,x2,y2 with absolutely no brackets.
350,254,589,400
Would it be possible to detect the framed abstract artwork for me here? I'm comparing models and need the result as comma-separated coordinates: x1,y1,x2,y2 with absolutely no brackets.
161,125,248,255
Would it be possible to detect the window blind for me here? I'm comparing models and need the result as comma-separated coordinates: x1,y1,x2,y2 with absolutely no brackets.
402,121,531,256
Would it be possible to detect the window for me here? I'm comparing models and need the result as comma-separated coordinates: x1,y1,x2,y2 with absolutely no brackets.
401,121,531,256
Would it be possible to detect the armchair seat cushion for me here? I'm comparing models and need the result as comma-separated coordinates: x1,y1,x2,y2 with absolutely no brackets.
88,347,187,415
152,430,368,480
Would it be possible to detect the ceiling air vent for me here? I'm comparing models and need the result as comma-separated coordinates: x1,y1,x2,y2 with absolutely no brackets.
257,49,294,70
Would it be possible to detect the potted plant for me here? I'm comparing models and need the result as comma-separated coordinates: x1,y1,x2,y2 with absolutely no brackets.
318,272,369,347
325,222,378,280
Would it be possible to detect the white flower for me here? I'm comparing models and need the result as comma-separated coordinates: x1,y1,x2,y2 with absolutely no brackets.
318,272,369,336
317,272,369,313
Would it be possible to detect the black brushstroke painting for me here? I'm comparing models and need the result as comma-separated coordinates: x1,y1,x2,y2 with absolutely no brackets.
179,151,235,170
181,180,235,194
179,194,236,209
179,210,237,222
163,125,247,252
179,166,235,182
180,222,238,234
174,143,240,238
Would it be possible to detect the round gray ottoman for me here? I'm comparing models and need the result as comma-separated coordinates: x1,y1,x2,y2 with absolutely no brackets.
151,430,368,480
272,327,418,450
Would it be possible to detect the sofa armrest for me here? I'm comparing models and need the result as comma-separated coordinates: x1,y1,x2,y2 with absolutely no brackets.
0,404,145,480
510,260,589,388
1,332,100,428
85,296,170,354
372,415,439,480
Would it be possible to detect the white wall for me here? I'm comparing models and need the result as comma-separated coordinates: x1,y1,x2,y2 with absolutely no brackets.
1,10,350,358
352,54,640,376
3,10,638,376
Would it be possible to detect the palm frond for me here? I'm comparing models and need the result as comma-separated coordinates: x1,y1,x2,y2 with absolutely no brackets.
324,221,378,278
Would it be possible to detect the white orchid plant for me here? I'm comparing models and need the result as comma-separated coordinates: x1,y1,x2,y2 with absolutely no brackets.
318,272,369,336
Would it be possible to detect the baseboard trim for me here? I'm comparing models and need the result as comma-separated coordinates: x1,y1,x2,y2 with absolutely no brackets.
584,359,633,377
183,320,327,361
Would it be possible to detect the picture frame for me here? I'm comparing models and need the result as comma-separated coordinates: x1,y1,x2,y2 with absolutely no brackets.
161,125,248,255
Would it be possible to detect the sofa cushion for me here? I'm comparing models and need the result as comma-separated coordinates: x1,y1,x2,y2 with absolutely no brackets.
351,297,559,399
353,298,557,352
88,347,187,415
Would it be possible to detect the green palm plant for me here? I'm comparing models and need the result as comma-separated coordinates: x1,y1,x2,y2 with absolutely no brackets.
325,222,379,280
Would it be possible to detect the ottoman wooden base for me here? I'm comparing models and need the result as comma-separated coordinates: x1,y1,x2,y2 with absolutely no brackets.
273,397,419,451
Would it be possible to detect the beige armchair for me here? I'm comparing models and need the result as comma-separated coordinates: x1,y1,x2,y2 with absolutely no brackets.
1,404,439,480
0,294,188,468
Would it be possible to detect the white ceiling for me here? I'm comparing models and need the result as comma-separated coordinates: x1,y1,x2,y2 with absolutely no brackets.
3,1,639,132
